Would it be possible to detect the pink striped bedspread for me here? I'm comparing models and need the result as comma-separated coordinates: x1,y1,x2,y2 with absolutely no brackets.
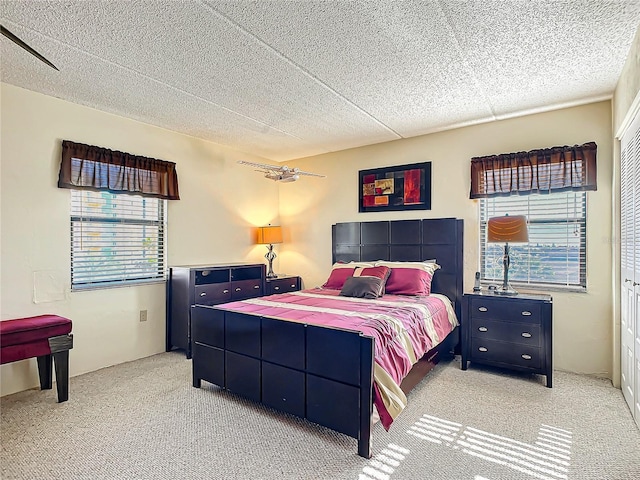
215,288,458,430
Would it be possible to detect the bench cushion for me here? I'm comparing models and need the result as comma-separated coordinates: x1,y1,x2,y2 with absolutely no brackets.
0,315,72,365
0,315,72,346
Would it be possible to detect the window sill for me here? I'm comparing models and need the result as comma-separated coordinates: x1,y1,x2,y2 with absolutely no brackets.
480,281,586,295
71,278,165,292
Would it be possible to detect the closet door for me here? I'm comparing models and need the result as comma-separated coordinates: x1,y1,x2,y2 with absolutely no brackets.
634,133,640,423
621,112,639,426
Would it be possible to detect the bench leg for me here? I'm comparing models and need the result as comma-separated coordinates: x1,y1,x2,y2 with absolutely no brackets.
36,354,53,390
53,351,69,403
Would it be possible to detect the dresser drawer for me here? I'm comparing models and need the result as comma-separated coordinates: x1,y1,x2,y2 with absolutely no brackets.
470,338,542,370
468,297,542,324
470,317,541,347
231,279,263,300
268,277,300,295
194,283,232,305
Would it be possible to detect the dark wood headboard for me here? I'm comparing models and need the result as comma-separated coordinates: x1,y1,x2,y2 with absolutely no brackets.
332,218,464,320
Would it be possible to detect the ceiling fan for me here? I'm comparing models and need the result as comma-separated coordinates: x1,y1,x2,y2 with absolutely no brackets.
238,160,326,183
1,25,59,71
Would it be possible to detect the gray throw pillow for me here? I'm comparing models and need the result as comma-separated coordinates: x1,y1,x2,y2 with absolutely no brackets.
339,276,384,299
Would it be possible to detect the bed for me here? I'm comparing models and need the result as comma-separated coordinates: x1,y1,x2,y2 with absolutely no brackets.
191,217,463,458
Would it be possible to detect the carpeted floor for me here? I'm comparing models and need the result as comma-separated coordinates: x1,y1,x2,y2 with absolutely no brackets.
1,352,639,480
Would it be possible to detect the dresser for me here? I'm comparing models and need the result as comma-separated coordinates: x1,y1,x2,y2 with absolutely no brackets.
266,275,302,295
461,292,553,387
166,263,266,358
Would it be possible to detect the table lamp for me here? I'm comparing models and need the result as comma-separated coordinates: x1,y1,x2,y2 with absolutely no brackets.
256,225,283,278
487,214,529,295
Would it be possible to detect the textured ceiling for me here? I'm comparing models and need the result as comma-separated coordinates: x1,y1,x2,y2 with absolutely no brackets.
1,1,639,161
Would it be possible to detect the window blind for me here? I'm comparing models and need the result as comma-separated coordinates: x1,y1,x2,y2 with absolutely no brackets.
480,192,586,289
71,190,165,288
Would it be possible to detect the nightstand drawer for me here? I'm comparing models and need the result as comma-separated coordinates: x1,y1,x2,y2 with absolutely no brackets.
470,338,542,370
231,279,263,300
470,317,541,347
268,277,301,295
468,297,542,324
194,283,232,305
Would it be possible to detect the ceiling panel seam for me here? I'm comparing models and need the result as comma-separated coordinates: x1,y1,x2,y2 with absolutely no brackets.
436,0,497,121
200,0,404,142
0,18,307,144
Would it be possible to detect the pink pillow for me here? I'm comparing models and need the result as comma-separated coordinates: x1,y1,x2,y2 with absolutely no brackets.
322,267,356,289
384,268,434,295
375,261,440,296
353,265,391,295
322,262,374,289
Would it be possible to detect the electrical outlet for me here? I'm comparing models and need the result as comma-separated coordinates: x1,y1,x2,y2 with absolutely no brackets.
139,310,148,322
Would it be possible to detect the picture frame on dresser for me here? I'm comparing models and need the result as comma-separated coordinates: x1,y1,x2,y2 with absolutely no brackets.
461,292,553,387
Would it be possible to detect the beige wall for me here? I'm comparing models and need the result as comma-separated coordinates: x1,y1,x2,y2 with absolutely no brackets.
280,101,614,377
611,25,640,388
0,83,279,397
0,85,622,396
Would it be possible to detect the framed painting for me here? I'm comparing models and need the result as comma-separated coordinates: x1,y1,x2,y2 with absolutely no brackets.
359,162,432,212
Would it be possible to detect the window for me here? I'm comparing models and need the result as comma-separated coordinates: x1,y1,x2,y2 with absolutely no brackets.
480,192,586,290
70,190,166,289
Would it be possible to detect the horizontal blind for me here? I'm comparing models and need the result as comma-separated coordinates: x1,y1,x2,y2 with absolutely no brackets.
71,190,165,288
480,192,586,289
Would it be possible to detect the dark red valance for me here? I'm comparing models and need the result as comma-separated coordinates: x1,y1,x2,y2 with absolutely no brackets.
58,140,180,200
470,142,597,199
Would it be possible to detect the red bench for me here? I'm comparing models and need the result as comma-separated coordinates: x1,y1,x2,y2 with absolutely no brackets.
0,315,73,402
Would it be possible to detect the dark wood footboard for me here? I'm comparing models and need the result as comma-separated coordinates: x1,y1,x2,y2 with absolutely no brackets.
191,306,375,458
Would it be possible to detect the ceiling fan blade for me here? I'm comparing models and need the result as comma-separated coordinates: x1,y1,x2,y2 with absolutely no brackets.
1,25,59,71
297,170,326,178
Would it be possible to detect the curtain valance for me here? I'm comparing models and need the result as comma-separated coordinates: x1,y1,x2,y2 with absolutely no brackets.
470,142,597,199
58,140,180,200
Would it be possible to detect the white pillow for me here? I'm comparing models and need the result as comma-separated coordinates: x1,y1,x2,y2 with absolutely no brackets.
374,260,440,274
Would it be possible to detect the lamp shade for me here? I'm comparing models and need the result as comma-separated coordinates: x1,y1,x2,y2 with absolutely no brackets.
256,225,283,245
487,215,529,243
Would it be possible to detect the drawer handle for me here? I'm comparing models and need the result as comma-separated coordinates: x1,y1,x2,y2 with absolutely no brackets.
200,292,206,297
274,286,280,290
521,332,532,338
478,306,488,312
235,288,241,292
290,284,296,288
223,289,229,294
521,354,532,360
253,285,260,289
521,311,532,316
478,347,488,352
478,326,488,332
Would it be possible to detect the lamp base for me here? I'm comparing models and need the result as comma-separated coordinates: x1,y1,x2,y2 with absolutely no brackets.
264,244,277,279
494,287,518,296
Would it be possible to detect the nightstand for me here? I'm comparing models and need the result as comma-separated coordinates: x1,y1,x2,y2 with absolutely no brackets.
461,292,553,387
266,275,301,295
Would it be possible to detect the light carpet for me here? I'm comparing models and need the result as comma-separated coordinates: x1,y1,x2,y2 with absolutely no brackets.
1,352,638,480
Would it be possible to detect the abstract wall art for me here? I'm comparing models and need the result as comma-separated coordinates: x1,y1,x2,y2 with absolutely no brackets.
358,162,432,212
